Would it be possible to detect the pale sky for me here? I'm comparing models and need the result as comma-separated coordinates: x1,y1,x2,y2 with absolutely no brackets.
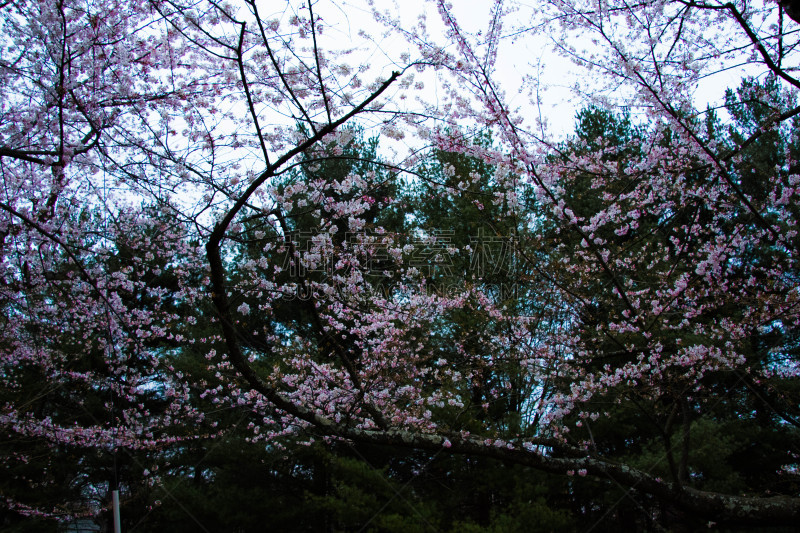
252,0,766,150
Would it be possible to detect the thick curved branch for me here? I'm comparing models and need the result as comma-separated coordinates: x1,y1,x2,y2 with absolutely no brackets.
205,70,401,430
678,1,800,88
340,427,800,526
780,0,800,24
208,70,400,247
0,147,55,165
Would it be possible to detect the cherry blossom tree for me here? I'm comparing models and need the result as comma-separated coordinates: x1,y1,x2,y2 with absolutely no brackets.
394,0,800,525
1,0,799,528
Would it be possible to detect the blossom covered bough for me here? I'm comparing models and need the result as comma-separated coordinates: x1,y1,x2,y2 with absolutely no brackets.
0,0,799,526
